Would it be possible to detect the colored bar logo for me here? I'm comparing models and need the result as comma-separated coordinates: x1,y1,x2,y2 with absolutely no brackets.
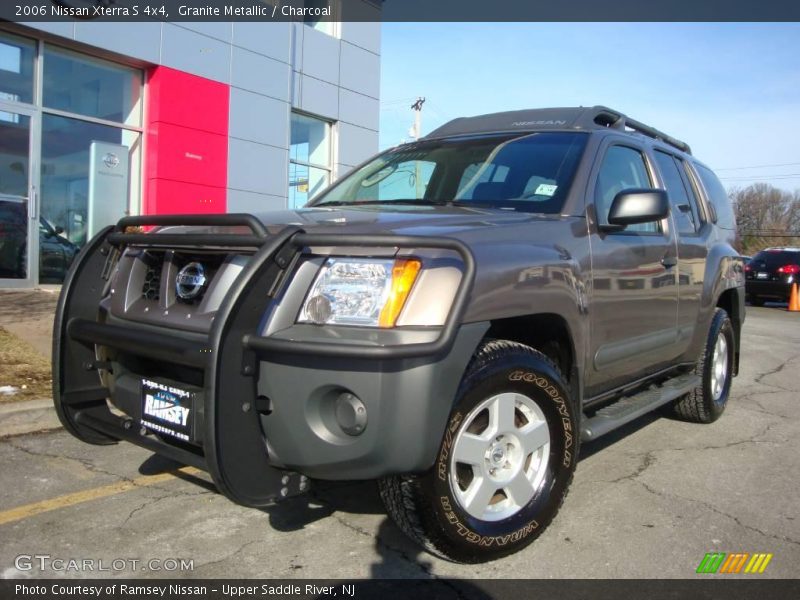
696,552,773,574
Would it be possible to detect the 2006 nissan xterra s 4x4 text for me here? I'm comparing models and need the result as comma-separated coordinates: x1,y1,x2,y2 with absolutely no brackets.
54,106,745,563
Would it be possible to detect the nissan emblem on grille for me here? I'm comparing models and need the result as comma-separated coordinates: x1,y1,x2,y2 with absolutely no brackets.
175,262,207,300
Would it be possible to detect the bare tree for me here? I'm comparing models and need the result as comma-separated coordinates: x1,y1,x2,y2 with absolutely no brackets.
730,184,800,255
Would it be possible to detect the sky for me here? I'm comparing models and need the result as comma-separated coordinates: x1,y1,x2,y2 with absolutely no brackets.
379,23,800,192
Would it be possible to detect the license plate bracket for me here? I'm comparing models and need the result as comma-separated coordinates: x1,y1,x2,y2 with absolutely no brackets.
141,379,194,442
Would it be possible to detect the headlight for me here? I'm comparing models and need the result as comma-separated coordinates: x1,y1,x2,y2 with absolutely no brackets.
299,257,421,328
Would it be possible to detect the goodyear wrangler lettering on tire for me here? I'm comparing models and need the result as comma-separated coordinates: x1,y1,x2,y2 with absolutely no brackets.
509,370,574,468
509,369,559,396
379,340,579,563
437,412,463,482
439,493,541,547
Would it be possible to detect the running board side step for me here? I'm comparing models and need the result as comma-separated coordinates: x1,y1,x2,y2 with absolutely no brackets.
581,372,701,442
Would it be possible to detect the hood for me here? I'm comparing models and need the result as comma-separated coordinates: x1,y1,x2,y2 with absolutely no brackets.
250,205,563,239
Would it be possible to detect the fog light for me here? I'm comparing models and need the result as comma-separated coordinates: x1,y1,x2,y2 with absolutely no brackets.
335,392,367,436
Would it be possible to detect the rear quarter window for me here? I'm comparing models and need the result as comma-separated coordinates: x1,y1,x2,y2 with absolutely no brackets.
694,164,736,230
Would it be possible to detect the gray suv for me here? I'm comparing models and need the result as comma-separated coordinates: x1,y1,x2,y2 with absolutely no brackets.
54,106,745,563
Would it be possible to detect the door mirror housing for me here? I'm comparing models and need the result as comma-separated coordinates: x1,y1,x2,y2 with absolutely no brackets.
602,188,669,230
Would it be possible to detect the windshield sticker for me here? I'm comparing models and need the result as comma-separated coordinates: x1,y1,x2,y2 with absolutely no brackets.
535,184,558,197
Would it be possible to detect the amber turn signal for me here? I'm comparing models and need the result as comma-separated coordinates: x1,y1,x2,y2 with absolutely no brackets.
378,259,422,328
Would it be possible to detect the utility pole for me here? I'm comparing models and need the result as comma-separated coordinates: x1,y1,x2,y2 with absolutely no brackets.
408,96,425,199
409,97,426,198
409,97,426,140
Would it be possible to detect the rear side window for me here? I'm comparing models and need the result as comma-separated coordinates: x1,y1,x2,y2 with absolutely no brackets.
595,145,658,233
654,150,700,234
694,164,736,230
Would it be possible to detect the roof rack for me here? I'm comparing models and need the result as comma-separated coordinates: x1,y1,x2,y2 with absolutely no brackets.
588,106,691,155
424,105,692,155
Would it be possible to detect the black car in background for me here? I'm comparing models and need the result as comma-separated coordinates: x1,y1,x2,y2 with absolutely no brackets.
745,247,800,305
0,199,78,282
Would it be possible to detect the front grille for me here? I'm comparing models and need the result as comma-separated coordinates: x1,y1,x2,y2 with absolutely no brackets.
141,252,164,301
142,265,161,300
118,248,250,333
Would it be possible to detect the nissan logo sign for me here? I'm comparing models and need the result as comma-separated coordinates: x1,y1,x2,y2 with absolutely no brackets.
103,152,120,169
175,262,207,300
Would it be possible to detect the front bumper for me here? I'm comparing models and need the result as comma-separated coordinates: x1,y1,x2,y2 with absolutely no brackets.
53,214,479,507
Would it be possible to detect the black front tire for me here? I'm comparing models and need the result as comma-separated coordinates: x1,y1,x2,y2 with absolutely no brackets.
379,340,578,563
673,308,735,423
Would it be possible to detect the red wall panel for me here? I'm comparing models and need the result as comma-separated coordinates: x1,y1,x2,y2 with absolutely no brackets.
146,179,226,216
147,67,229,136
146,122,227,187
143,67,229,215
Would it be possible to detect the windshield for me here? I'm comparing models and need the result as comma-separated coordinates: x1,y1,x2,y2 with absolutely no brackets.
311,132,588,213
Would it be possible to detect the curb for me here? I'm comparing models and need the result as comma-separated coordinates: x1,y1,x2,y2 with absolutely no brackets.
0,398,62,438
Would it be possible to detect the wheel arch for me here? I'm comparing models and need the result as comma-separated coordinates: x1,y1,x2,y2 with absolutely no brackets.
483,313,582,408
715,288,744,376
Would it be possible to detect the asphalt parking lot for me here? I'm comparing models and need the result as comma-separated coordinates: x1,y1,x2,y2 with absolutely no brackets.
1,305,798,580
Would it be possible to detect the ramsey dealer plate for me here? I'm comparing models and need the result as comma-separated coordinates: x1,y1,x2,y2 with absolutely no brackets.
141,379,194,442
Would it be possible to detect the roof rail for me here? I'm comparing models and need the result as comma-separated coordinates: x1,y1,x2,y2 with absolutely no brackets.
587,106,691,155
423,106,692,155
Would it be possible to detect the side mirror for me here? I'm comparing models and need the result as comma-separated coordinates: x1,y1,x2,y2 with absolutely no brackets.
54,225,65,235
603,188,669,230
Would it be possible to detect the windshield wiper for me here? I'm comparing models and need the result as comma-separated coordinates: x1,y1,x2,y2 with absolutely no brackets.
314,199,447,207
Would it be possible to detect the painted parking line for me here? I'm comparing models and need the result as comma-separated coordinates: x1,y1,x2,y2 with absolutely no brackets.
0,466,201,526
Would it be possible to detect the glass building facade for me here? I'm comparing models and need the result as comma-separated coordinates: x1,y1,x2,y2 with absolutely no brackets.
0,14,380,287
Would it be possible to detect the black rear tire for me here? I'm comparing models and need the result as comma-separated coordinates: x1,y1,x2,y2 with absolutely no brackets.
749,295,765,307
379,340,578,563
673,308,734,423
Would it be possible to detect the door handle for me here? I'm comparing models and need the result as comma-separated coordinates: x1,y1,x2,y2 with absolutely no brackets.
661,256,678,268
29,188,37,220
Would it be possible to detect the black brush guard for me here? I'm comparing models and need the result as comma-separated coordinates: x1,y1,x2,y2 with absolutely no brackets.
53,213,475,508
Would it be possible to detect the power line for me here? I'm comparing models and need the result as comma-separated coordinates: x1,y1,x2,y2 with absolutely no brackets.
715,161,800,171
719,173,800,181
380,97,417,107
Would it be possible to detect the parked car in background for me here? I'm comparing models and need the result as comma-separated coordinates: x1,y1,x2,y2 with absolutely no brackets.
39,217,79,283
0,199,78,282
0,199,26,278
745,247,800,306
